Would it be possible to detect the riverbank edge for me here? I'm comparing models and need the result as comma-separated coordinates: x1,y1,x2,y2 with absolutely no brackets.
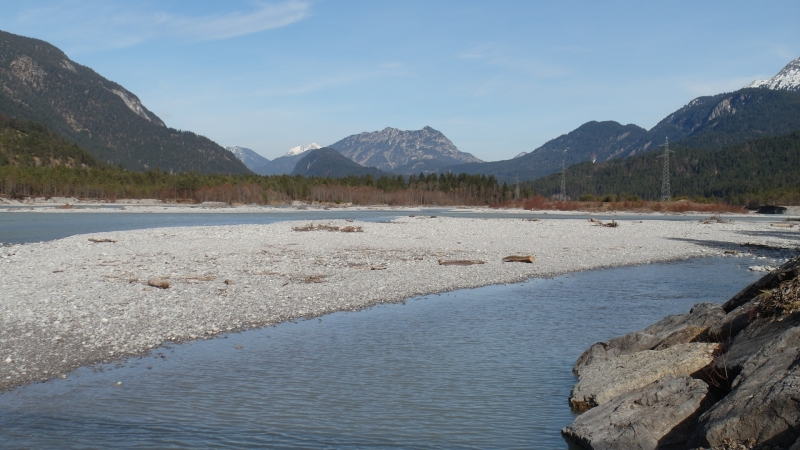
0,254,721,394
1,217,797,395
3,196,796,217
562,257,800,449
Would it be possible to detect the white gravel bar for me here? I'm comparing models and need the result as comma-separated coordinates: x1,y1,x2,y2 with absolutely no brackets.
1,216,798,392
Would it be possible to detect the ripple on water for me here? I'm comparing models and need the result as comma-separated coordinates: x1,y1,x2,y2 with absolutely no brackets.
0,257,761,449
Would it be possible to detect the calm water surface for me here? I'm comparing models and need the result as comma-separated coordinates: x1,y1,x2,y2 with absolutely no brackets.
0,257,760,449
0,208,782,245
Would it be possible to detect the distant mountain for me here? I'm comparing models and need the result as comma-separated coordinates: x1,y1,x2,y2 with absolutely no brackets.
250,143,321,175
626,87,800,154
329,126,481,174
285,143,321,156
226,146,270,172
746,57,800,92
445,87,800,183
526,130,800,206
447,121,647,183
0,30,249,174
291,147,389,178
0,114,101,168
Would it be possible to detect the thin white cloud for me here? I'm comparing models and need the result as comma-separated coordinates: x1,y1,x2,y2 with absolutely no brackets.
159,1,310,42
9,1,310,51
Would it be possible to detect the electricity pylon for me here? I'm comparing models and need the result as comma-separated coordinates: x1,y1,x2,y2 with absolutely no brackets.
657,137,674,202
560,150,567,201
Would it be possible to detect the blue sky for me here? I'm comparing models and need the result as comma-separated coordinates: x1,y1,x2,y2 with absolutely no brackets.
1,1,799,161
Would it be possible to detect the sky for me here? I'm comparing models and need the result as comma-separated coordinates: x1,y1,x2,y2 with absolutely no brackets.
1,0,799,162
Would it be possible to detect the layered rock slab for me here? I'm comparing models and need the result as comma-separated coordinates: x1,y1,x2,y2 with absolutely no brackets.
573,303,724,377
563,376,713,450
569,342,720,410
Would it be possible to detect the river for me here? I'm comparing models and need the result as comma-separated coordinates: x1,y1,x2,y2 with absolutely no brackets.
0,233,761,449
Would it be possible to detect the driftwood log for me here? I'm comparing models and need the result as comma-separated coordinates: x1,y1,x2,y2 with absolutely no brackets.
437,259,485,266
503,255,535,263
589,218,619,227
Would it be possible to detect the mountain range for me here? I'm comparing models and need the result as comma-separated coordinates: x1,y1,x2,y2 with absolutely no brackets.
252,56,800,183
0,30,249,174
444,57,800,183
3,27,799,185
329,126,481,174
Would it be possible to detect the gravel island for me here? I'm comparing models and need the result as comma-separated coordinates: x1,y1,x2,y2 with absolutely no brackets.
1,216,798,392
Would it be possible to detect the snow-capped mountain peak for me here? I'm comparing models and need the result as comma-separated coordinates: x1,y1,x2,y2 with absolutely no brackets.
285,143,321,157
745,57,800,92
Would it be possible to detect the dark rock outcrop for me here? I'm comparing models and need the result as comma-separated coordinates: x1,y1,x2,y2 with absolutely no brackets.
692,324,800,448
718,311,800,379
563,376,713,450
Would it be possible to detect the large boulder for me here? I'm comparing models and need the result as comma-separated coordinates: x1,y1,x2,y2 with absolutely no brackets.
691,324,800,448
574,303,725,376
563,376,713,450
569,342,720,410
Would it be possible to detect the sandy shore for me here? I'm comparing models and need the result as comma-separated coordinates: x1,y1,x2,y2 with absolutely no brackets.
1,216,799,392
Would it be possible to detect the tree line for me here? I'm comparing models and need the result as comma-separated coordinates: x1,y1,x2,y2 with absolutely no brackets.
0,165,515,206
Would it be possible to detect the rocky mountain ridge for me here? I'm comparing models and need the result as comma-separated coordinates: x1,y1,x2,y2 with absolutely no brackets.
746,56,800,92
330,126,481,174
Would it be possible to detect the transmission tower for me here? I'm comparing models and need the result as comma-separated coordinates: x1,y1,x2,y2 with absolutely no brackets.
560,150,567,201
657,137,674,202
514,174,520,200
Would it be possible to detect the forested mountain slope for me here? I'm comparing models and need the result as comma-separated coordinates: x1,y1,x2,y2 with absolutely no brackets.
526,131,800,205
0,30,249,174
0,114,101,168
447,121,647,183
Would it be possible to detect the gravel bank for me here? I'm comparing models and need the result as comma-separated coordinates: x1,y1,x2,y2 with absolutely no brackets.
1,217,798,392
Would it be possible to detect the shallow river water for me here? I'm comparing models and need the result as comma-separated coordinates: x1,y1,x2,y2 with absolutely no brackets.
0,255,761,449
0,208,780,245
